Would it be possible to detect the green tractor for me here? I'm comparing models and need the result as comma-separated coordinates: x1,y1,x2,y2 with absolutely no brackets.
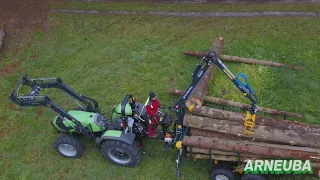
9,74,141,167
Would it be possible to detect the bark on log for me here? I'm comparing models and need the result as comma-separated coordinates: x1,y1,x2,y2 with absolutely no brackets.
0,28,5,50
192,106,318,134
184,115,320,148
203,96,304,119
186,36,224,107
190,128,284,144
186,153,253,162
168,88,304,119
183,136,320,161
184,50,304,70
187,147,265,158
185,134,320,153
220,55,304,70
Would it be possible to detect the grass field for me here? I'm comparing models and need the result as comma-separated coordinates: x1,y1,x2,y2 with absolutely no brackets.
1,2,319,180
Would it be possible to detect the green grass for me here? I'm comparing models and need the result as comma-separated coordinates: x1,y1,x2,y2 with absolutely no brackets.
1,2,320,180
50,1,320,13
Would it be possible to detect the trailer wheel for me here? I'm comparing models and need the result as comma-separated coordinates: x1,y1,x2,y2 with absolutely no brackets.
211,165,238,180
242,174,266,180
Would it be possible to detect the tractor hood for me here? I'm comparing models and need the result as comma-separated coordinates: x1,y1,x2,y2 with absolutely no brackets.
66,110,106,132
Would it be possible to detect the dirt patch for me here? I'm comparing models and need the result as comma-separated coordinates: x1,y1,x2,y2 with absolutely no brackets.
168,78,175,87
114,80,121,87
0,130,8,138
0,61,22,76
50,9,320,17
8,104,16,110
0,0,54,58
35,107,44,120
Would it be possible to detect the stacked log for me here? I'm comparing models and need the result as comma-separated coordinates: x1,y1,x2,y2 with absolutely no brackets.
180,106,320,177
168,88,305,119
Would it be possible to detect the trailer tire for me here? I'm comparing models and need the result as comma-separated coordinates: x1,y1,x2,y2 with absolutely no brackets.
242,174,266,180
211,165,238,180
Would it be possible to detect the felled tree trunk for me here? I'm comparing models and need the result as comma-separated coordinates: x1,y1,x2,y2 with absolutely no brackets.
186,153,250,162
187,147,266,158
0,29,5,50
168,88,304,119
184,50,304,70
186,36,224,108
219,55,304,70
189,128,288,145
192,106,318,134
203,96,304,119
183,136,320,161
184,115,320,148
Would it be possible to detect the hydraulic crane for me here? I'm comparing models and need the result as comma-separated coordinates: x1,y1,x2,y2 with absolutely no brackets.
168,49,258,177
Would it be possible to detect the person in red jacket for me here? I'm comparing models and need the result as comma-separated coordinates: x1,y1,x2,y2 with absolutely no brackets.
146,92,161,138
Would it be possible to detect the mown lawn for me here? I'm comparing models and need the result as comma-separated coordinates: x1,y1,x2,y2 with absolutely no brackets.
0,2,319,180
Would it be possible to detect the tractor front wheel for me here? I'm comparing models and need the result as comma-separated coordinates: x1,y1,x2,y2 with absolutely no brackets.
100,140,141,167
54,135,83,158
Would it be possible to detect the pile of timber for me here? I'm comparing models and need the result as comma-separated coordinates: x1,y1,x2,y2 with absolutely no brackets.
183,108,320,177
169,36,318,176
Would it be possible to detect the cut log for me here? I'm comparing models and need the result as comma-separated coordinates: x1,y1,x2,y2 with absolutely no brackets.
219,55,304,70
183,136,320,161
186,153,253,162
192,106,319,134
0,28,5,50
189,128,285,144
184,50,304,70
203,96,305,119
184,51,205,57
190,128,298,146
168,88,305,119
187,147,267,158
186,36,224,108
184,114,320,148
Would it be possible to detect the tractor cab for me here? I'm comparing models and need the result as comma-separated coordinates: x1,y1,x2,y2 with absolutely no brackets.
111,94,173,137
111,95,150,122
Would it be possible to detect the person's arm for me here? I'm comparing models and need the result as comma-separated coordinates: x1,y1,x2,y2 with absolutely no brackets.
146,105,157,117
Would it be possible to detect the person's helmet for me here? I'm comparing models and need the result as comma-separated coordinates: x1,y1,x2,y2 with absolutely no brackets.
149,92,156,99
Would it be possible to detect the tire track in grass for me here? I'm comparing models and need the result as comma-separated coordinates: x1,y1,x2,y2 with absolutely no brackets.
50,9,320,17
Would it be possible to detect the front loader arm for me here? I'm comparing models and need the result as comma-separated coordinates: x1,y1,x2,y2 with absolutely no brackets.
10,74,99,113
9,74,93,136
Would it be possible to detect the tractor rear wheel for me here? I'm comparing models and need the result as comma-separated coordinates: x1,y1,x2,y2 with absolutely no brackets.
54,135,83,158
100,140,141,167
